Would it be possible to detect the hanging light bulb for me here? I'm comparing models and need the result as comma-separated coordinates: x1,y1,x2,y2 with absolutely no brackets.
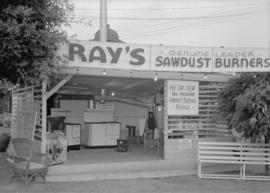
203,74,208,80
102,69,106,76
111,91,115,96
154,72,158,82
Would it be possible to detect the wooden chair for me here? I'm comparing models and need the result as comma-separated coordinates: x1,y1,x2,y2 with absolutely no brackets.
9,138,48,186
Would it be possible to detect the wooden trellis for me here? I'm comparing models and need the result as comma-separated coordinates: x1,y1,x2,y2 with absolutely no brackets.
164,81,230,159
167,82,229,139
11,86,43,142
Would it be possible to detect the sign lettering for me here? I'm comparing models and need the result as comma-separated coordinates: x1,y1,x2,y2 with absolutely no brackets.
59,40,270,72
65,41,150,70
167,80,199,115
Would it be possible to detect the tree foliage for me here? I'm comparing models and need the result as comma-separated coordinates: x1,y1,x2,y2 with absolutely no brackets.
219,73,270,143
0,0,73,85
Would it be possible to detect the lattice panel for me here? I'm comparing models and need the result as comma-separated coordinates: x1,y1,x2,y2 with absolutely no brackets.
167,82,230,139
11,86,42,141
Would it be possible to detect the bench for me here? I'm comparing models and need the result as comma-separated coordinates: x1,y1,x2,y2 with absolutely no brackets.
198,141,270,180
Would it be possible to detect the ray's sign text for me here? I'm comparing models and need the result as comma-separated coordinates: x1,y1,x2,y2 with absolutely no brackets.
62,40,270,72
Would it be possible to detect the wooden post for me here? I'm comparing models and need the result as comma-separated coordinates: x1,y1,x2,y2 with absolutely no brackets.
163,80,168,159
41,75,73,153
100,0,107,42
41,79,48,153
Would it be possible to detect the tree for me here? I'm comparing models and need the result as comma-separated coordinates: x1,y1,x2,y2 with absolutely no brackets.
219,73,270,174
0,0,73,86
0,79,13,113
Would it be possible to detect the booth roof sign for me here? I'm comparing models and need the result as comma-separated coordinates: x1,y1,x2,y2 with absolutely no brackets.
59,40,150,71
58,40,270,72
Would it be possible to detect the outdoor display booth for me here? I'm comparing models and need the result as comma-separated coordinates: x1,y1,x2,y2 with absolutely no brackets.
9,39,270,181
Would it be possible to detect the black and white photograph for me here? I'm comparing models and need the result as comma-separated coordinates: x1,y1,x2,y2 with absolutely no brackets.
0,0,270,192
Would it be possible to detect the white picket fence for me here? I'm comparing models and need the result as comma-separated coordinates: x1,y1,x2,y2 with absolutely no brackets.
198,141,270,180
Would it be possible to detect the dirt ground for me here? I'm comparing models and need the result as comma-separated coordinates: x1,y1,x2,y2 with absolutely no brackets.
1,152,270,193
1,175,270,193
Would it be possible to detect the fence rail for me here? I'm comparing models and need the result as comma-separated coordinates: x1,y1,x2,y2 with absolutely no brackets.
198,141,270,181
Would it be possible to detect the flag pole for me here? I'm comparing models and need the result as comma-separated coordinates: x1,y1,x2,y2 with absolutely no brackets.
100,0,107,42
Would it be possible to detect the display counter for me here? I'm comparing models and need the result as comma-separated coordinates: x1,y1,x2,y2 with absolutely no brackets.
84,122,120,147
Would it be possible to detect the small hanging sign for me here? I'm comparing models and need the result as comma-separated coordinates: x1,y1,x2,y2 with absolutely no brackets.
178,138,192,150
167,80,199,115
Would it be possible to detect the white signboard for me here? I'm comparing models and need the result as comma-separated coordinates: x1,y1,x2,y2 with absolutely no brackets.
213,48,270,72
58,40,270,73
59,40,150,71
151,45,212,72
167,80,199,115
178,138,192,150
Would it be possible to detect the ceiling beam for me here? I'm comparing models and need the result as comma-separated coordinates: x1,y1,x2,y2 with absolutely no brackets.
95,96,150,109
46,75,73,99
122,80,149,89
63,67,231,82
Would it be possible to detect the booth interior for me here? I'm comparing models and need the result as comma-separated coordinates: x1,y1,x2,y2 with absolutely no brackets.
46,75,164,165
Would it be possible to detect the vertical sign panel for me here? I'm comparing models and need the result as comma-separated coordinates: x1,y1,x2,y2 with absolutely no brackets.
150,45,213,72
213,48,270,72
167,80,199,115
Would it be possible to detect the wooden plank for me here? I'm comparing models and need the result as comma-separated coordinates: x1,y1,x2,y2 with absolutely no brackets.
41,79,48,153
168,119,227,123
199,147,241,151
200,174,241,180
199,142,241,145
168,123,226,127
243,161,270,165
199,95,219,98
199,85,224,89
242,157,270,161
198,141,270,181
163,80,168,159
243,152,270,156
200,150,242,155
199,90,220,94
200,160,242,164
200,155,242,160
46,74,73,99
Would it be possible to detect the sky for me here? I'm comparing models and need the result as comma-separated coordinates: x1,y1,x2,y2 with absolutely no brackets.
66,0,270,48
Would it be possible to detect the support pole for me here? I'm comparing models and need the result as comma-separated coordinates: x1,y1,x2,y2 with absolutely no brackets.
163,80,168,159
100,0,107,42
269,0,270,49
41,79,48,153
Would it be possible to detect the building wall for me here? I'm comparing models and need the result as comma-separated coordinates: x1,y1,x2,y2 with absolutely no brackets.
112,101,148,138
59,99,148,143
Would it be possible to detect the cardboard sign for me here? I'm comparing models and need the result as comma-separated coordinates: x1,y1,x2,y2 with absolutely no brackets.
167,80,199,115
178,138,192,150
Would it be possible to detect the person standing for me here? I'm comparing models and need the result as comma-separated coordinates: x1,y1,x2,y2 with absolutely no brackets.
146,112,156,139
